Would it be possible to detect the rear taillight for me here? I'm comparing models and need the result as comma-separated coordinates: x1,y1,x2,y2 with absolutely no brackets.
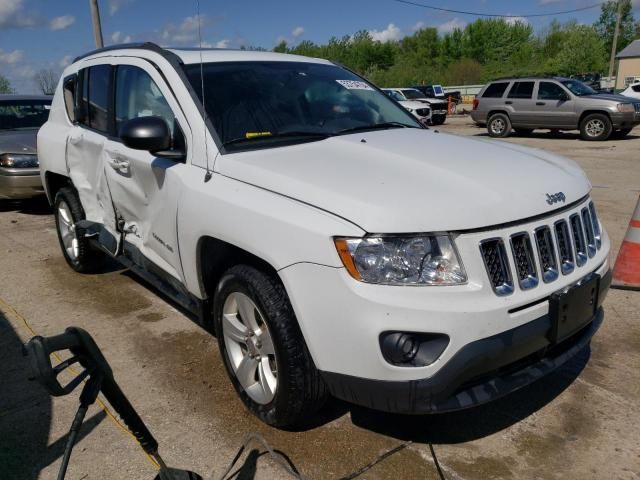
472,98,479,110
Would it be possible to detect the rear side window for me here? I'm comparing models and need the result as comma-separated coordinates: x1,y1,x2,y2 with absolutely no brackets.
538,82,567,100
508,81,534,99
482,82,509,98
62,75,76,122
77,65,112,133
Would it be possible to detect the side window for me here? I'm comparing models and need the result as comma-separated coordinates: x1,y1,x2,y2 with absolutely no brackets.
87,65,111,133
538,82,567,100
508,81,534,99
115,66,175,135
482,82,509,98
62,75,76,122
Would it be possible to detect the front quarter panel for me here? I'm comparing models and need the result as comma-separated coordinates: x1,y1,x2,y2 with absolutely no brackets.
178,168,365,298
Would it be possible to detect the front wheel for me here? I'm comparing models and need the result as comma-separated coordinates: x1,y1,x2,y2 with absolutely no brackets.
213,265,327,428
54,187,105,273
487,113,511,138
580,113,612,141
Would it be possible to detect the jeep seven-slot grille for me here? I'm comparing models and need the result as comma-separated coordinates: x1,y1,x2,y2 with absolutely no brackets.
480,202,602,296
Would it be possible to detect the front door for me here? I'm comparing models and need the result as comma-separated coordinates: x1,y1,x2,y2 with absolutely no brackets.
65,64,120,254
534,81,577,128
102,60,191,281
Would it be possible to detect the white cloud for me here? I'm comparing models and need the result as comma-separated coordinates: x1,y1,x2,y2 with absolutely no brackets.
411,21,425,32
292,26,304,38
438,18,467,34
161,14,205,44
111,31,132,44
59,55,73,68
49,15,74,30
108,0,132,15
505,16,529,26
215,39,230,49
0,49,24,64
369,23,402,42
0,0,37,28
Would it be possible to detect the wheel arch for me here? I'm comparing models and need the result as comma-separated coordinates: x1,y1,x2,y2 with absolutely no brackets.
44,171,72,206
488,109,509,120
578,110,611,125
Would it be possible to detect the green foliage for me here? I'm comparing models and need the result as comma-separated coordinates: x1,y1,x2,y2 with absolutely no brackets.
276,16,623,87
595,0,637,56
0,74,13,94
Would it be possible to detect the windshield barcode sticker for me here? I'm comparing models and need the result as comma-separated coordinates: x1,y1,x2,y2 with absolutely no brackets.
336,80,374,91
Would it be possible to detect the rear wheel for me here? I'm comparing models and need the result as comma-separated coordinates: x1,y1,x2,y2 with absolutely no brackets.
54,187,105,273
213,265,327,427
579,113,612,141
487,113,511,138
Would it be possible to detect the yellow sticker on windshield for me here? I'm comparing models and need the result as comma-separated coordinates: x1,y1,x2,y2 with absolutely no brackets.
245,131,272,139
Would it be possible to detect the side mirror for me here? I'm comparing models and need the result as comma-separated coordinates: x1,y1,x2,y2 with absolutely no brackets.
119,116,184,160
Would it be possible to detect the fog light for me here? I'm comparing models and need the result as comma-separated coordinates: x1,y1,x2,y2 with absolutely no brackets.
380,332,449,367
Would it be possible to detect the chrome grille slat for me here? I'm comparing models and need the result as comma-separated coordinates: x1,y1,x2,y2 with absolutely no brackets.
581,207,597,258
554,220,575,275
479,200,603,295
480,239,513,296
534,226,559,283
510,232,538,290
570,213,588,267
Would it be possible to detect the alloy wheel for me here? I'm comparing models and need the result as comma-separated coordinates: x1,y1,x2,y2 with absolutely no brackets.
57,200,79,261
585,119,604,138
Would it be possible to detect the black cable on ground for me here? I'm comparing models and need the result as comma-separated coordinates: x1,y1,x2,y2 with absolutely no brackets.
337,442,411,480
57,405,88,480
429,443,446,480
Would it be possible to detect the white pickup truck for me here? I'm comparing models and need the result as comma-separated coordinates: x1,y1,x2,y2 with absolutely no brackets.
38,43,611,428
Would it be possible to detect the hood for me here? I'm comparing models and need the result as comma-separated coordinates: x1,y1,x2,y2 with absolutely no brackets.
399,100,431,110
582,93,638,103
0,130,38,155
215,129,591,233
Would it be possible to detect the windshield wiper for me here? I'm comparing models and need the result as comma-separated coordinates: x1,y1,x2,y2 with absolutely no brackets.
222,131,331,148
335,122,419,136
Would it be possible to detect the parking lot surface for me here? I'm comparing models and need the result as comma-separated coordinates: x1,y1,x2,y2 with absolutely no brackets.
1,115,639,479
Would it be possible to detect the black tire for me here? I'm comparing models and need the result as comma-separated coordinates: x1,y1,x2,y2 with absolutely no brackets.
579,113,612,141
213,265,327,428
514,128,533,136
54,187,105,273
431,115,446,126
612,128,632,139
487,113,511,138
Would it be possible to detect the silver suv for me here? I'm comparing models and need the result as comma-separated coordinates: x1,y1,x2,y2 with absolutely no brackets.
471,77,640,141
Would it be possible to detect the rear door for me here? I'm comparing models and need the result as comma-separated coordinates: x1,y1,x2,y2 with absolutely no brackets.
65,63,120,254
102,60,191,281
505,81,536,126
534,81,577,128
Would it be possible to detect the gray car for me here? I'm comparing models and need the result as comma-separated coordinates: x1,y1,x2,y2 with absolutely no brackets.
0,94,51,199
471,77,640,141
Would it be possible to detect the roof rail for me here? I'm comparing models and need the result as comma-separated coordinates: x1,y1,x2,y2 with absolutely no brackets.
73,42,166,63
491,75,561,81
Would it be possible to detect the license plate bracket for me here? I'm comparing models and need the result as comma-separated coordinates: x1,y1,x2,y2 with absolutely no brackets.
548,274,600,344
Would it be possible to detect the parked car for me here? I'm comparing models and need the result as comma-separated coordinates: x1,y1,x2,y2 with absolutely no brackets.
383,87,449,125
471,76,640,140
383,89,432,125
412,84,462,107
621,80,640,100
0,94,51,199
39,44,611,427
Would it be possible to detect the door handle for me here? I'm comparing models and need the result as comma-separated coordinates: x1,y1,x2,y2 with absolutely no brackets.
536,102,546,106
505,101,513,105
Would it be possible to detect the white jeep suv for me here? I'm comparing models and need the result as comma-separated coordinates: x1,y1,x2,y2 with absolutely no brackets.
38,43,611,427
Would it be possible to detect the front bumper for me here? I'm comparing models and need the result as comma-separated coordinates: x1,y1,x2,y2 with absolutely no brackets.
610,111,640,129
0,167,44,200
321,273,608,414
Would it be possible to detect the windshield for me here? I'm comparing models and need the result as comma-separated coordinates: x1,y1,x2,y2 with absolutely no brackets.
561,80,597,96
0,99,51,131
184,61,420,150
401,89,425,100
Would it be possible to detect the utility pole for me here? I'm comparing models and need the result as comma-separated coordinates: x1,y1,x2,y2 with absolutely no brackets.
607,0,623,79
89,0,104,49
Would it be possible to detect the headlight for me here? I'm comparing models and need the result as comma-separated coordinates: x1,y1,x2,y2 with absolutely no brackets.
0,153,39,168
617,103,635,113
334,235,467,285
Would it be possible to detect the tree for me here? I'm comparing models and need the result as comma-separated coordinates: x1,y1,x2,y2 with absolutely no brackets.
273,40,288,53
34,68,59,95
0,74,13,94
595,0,637,56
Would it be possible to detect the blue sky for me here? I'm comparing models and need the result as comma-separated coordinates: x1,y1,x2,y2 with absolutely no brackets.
1,0,638,93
